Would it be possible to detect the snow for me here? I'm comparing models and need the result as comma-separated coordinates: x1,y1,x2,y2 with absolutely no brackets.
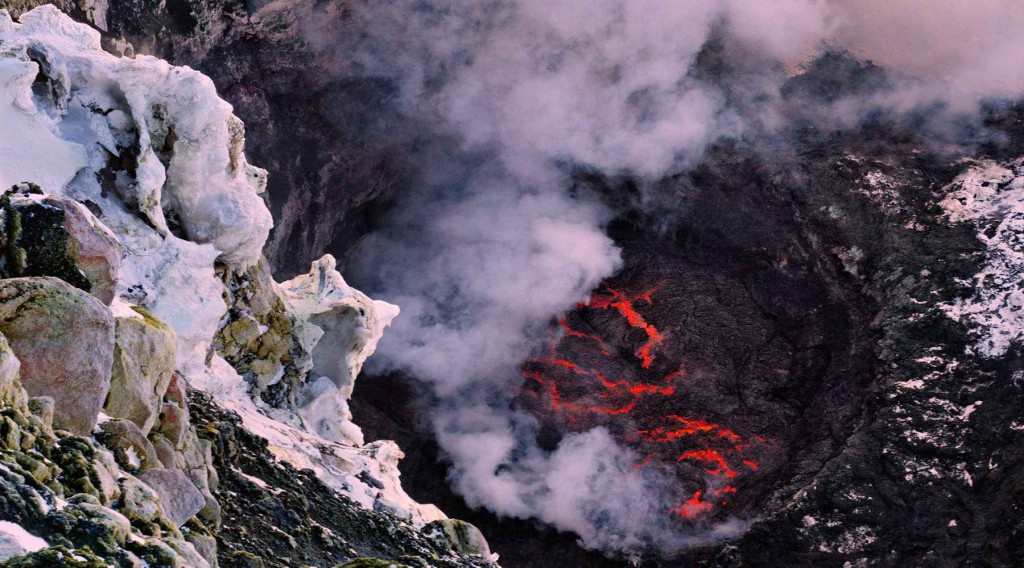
193,356,444,524
0,4,270,267
0,521,48,558
939,159,1024,356
961,401,982,421
279,255,400,445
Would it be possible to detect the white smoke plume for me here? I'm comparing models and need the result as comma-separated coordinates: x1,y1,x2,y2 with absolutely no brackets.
322,0,1024,552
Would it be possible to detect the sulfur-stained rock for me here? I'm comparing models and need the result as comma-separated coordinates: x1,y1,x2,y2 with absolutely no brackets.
155,402,190,448
0,277,115,435
213,257,297,398
105,309,176,436
136,468,206,527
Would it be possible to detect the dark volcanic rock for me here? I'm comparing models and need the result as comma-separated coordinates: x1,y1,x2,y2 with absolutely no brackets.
186,388,493,568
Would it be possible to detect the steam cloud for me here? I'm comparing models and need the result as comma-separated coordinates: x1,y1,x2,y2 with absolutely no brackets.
319,0,1024,552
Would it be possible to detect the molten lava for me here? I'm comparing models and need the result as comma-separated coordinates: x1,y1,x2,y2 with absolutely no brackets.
522,284,767,521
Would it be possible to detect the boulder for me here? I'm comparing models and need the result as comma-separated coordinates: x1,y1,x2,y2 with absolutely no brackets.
26,398,53,432
45,196,122,305
427,519,493,558
117,476,162,524
185,532,218,568
105,310,176,435
155,403,190,448
136,468,206,527
213,257,295,396
96,418,162,471
0,277,115,435
5,193,122,305
165,537,212,568
149,433,184,470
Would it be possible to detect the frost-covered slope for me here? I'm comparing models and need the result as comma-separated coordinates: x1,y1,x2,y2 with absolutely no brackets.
0,6,493,566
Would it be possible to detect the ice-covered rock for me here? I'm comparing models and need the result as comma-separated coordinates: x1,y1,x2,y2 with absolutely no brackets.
0,5,271,267
0,8,459,560
192,355,445,525
279,254,399,445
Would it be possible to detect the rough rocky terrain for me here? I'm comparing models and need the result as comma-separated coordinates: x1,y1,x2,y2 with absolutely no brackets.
0,6,496,567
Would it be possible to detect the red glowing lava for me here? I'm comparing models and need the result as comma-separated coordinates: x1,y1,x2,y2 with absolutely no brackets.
522,283,767,521
672,491,714,519
586,286,665,368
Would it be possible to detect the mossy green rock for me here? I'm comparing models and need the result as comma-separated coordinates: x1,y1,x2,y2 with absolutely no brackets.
5,194,122,306
214,258,299,404
105,313,176,436
0,277,114,435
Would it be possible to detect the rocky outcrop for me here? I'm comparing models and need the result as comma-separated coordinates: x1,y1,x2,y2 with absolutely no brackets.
0,277,114,435
213,257,297,402
188,389,495,568
0,6,493,567
3,191,122,305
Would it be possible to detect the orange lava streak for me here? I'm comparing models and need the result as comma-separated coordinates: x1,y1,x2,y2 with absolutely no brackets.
522,282,770,522
558,317,612,355
672,491,713,518
587,286,665,368
678,449,736,478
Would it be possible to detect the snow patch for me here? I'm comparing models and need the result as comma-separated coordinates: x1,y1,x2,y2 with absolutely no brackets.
0,521,48,559
939,159,1024,356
